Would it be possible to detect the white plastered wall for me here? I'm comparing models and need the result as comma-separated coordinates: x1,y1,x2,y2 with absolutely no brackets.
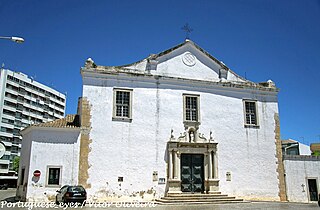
82,75,280,201
18,128,80,202
284,158,320,202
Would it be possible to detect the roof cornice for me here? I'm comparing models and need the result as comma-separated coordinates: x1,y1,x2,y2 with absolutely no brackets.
81,39,278,95
81,67,279,95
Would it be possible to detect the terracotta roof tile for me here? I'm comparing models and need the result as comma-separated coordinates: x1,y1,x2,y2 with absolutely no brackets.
34,114,80,128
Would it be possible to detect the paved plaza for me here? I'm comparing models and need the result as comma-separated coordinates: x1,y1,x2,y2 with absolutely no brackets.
0,189,319,210
0,202,318,210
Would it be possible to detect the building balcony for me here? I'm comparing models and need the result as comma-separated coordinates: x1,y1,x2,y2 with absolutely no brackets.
4,97,17,104
12,142,21,148
1,114,15,121
12,133,21,137
3,105,16,113
0,131,13,138
0,169,9,174
5,88,18,96
6,80,19,88
2,141,12,147
0,159,9,165
18,82,26,87
21,118,31,125
50,97,66,106
0,122,15,130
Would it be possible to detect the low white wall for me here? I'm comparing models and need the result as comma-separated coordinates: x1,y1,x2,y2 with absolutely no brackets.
19,128,80,202
284,156,320,202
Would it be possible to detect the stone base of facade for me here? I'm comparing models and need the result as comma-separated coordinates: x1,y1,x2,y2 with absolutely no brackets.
206,179,220,193
167,179,182,195
167,178,220,195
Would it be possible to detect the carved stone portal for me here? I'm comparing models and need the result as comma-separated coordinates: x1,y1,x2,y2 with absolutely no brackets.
166,129,219,195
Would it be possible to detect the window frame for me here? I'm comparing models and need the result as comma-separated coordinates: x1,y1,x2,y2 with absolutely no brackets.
46,166,62,187
112,88,133,122
183,94,200,123
243,99,259,128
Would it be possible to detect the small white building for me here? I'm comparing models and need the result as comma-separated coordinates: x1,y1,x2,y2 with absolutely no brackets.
282,140,320,203
284,155,320,203
17,40,288,202
16,115,80,202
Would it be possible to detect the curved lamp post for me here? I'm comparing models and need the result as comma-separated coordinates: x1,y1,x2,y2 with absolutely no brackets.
0,36,24,43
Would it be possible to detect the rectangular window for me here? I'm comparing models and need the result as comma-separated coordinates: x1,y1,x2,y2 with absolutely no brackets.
113,89,132,121
244,100,258,127
47,166,61,186
183,94,200,122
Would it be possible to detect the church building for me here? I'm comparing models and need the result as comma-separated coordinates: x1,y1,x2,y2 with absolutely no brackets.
16,40,287,202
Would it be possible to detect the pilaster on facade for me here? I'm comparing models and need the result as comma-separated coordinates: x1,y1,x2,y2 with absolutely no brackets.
77,97,92,189
274,113,287,201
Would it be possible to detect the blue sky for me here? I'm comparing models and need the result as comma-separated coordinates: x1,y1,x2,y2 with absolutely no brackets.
0,0,319,145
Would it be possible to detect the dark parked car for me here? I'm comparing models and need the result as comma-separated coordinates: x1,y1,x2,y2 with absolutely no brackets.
0,184,8,190
56,185,86,204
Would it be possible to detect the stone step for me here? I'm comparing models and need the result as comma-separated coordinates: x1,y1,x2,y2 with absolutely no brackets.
156,198,244,205
161,195,232,200
156,200,245,205
167,192,222,196
156,193,244,205
159,197,241,202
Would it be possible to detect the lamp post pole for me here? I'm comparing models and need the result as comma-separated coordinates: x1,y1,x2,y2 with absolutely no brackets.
0,36,24,43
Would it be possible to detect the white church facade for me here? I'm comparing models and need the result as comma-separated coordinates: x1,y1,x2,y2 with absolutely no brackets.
17,40,288,202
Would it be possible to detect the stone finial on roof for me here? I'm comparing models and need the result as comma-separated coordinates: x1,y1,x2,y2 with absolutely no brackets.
85,58,96,68
267,79,276,88
258,79,276,88
149,54,157,59
146,54,158,71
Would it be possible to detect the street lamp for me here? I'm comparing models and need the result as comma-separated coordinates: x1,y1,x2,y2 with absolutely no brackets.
0,36,24,43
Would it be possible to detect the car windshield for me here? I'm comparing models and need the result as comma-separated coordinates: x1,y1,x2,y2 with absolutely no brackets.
68,186,85,192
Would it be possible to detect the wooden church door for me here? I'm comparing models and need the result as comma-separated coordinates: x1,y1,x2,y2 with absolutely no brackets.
181,154,204,193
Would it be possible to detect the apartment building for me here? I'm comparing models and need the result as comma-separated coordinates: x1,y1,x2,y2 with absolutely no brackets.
0,69,66,186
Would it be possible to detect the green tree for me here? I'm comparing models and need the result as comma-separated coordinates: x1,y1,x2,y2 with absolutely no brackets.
13,156,20,173
312,151,320,156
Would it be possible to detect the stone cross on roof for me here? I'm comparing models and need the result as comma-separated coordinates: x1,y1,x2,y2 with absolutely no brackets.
181,23,193,39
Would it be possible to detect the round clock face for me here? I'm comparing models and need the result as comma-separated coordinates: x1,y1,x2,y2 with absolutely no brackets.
0,143,5,159
182,52,196,67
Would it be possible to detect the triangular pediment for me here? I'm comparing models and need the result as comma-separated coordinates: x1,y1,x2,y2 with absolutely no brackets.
123,40,246,83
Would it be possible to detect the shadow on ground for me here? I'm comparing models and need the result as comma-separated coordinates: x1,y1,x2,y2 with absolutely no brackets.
1,196,17,202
